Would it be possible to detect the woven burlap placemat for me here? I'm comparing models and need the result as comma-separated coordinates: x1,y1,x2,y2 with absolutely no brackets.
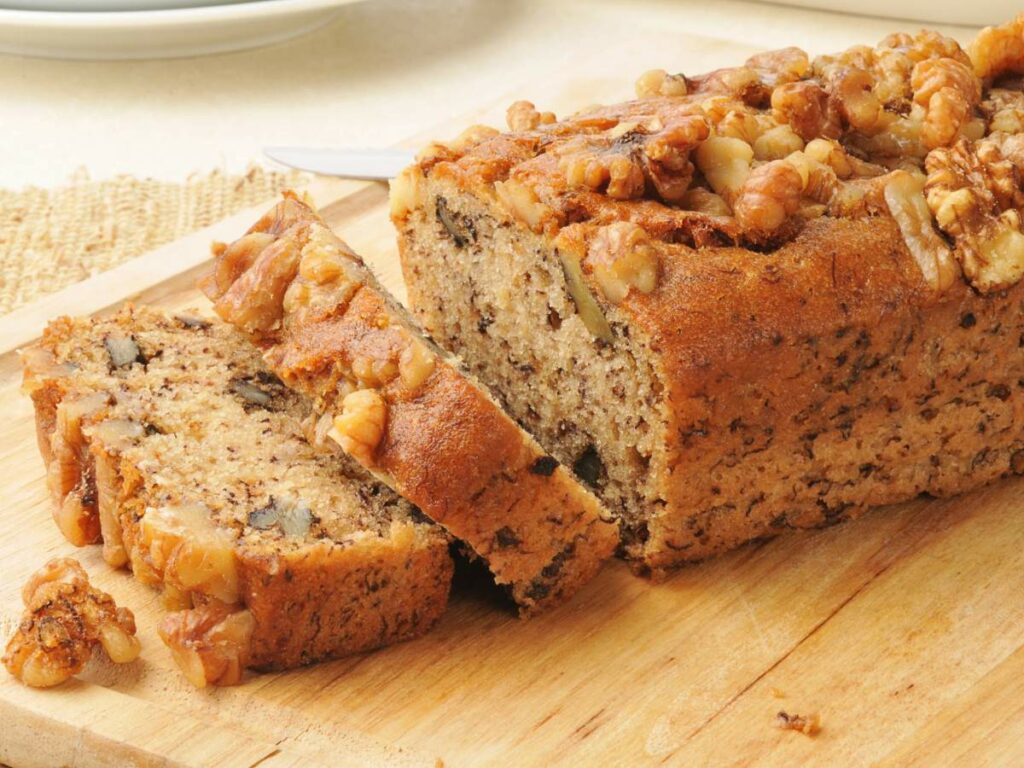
0,165,309,316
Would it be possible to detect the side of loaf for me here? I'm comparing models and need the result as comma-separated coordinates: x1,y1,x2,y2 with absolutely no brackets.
201,195,618,614
22,306,453,684
392,19,1024,572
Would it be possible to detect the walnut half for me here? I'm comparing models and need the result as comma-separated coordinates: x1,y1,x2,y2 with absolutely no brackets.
3,558,140,688
159,601,255,688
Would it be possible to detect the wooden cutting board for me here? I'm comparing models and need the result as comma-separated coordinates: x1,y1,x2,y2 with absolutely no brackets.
2,30,1023,768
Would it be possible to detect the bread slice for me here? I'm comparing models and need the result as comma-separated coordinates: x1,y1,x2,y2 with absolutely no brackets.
201,194,618,615
391,23,1024,573
22,306,452,685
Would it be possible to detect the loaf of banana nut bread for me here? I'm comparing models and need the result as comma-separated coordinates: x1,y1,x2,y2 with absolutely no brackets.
392,17,1024,573
22,306,453,685
202,195,618,615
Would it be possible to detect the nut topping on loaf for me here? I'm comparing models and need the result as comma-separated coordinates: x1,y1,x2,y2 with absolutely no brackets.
396,16,1024,296
394,16,1024,574
204,195,618,615
22,307,453,684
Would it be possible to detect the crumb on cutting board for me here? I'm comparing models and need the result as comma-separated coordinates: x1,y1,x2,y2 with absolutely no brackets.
775,711,821,737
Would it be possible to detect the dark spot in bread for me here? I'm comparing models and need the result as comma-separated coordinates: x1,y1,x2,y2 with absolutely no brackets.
1011,450,1024,475
572,445,604,487
961,312,977,329
529,455,559,476
435,196,476,248
494,526,521,548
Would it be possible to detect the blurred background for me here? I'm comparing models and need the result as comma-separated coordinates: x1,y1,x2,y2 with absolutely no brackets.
0,0,1001,313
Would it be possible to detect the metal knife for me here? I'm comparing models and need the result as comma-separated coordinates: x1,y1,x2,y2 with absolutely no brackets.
264,146,416,181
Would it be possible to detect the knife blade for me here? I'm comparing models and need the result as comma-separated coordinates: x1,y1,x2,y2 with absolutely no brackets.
264,146,416,181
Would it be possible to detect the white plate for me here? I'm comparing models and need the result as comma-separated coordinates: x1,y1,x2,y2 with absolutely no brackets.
766,0,1012,26
2,0,252,11
0,0,366,60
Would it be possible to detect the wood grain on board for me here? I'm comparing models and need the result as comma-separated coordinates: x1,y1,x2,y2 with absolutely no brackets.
1,29,1022,768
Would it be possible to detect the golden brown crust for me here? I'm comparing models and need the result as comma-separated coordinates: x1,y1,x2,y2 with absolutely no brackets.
23,308,453,680
205,196,618,614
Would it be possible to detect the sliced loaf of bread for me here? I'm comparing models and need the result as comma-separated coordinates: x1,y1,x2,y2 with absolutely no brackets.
202,194,618,615
23,306,453,685
391,24,1024,573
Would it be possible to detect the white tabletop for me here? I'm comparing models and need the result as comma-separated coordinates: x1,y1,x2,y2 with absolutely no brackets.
0,0,976,189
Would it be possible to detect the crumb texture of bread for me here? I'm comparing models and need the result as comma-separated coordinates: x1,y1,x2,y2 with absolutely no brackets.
203,195,619,615
393,18,1024,571
22,306,452,682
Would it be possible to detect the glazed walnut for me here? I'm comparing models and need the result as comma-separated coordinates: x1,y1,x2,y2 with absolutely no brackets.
507,100,556,132
925,137,1024,291
3,558,140,688
635,69,688,98
733,159,805,236
885,170,961,291
560,139,646,200
587,221,659,303
159,601,254,688
209,238,301,334
141,504,240,605
969,15,1024,80
329,388,388,463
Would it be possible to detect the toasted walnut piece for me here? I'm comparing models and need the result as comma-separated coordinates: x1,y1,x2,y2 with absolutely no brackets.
682,187,733,216
351,354,399,388
560,144,646,201
910,58,981,149
212,238,301,334
911,57,981,108
828,66,886,134
141,504,240,605
3,558,140,688
494,179,556,232
48,392,109,548
398,338,436,392
298,234,348,286
506,100,556,132
389,166,426,219
716,110,775,145
771,81,839,141
753,125,805,160
641,115,710,202
968,15,1024,80
884,170,960,291
205,232,276,298
329,389,388,464
91,419,145,568
696,136,754,202
587,222,659,304
635,69,688,98
733,160,805,236
160,602,254,688
20,346,76,398
692,66,768,105
746,46,810,86
552,227,614,343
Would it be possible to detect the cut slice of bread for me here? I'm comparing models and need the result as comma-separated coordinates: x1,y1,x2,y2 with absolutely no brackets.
23,306,452,685
202,194,618,615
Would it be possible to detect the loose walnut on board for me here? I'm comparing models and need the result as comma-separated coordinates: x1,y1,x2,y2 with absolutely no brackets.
159,601,254,688
3,558,140,688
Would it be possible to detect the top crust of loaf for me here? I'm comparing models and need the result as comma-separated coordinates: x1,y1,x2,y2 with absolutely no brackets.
395,18,1024,297
203,196,619,615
